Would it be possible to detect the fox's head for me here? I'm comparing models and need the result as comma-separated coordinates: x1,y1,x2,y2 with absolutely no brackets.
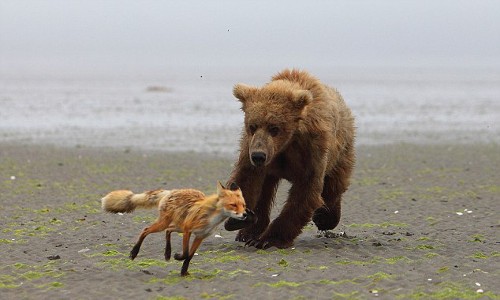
217,181,247,220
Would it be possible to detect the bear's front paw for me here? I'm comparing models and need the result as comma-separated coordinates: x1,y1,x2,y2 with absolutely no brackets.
248,236,294,249
235,230,259,243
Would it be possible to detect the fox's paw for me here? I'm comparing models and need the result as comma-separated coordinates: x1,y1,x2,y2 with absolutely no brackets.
129,244,141,260
174,253,187,261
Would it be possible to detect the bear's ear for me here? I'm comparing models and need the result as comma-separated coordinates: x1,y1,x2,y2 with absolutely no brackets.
233,84,257,104
229,182,240,191
292,90,313,110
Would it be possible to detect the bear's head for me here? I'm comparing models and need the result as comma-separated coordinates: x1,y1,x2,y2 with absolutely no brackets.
233,81,312,167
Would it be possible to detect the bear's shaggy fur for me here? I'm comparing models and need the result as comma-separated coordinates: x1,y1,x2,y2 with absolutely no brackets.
225,69,355,249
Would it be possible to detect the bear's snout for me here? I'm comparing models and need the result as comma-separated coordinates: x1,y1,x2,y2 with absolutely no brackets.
250,151,267,167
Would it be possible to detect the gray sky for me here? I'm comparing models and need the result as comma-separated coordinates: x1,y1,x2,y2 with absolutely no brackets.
1,0,499,76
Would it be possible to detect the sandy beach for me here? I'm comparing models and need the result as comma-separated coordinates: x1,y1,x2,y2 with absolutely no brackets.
1,142,498,299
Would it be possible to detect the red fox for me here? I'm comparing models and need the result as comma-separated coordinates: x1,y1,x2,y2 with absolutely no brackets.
101,181,248,276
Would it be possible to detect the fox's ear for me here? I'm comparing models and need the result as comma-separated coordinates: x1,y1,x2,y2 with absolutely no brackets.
291,90,313,110
229,182,240,191
217,181,225,194
233,84,257,105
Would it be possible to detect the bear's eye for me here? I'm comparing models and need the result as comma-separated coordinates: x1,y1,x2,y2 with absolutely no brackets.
248,124,257,135
268,125,280,137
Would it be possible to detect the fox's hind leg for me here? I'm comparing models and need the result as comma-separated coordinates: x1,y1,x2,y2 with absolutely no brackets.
180,236,204,277
164,231,172,261
130,218,170,260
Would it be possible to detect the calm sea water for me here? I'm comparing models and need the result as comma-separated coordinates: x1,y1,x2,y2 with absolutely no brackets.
1,67,499,154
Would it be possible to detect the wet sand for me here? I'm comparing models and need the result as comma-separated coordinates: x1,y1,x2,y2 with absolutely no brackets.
0,142,499,299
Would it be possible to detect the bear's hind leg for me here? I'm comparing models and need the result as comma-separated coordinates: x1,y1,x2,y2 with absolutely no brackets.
312,175,342,231
313,150,354,231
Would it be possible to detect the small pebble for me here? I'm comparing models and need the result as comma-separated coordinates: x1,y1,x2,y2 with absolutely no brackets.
477,289,484,293
475,282,481,286
10,176,16,180
456,212,463,216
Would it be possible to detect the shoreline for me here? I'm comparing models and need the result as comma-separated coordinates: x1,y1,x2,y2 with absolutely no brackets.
2,65,499,154
1,130,498,158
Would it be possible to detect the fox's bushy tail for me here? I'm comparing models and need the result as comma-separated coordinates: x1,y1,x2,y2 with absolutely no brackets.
101,189,171,213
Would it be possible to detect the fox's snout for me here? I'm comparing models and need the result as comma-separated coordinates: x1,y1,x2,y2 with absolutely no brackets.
227,208,247,220
235,210,248,220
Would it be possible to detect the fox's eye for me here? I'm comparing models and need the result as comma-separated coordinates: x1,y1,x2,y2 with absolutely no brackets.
248,124,257,135
268,125,280,137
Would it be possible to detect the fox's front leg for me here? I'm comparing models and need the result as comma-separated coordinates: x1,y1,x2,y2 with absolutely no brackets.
180,236,204,277
174,231,191,261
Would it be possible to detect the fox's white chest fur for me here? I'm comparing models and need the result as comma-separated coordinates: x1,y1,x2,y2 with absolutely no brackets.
192,211,228,238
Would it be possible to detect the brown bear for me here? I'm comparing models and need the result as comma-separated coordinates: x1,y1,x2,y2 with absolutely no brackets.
224,69,355,249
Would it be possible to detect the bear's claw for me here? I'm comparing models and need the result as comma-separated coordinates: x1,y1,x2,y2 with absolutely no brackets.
244,236,293,249
244,239,258,247
235,231,260,243
257,238,293,249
